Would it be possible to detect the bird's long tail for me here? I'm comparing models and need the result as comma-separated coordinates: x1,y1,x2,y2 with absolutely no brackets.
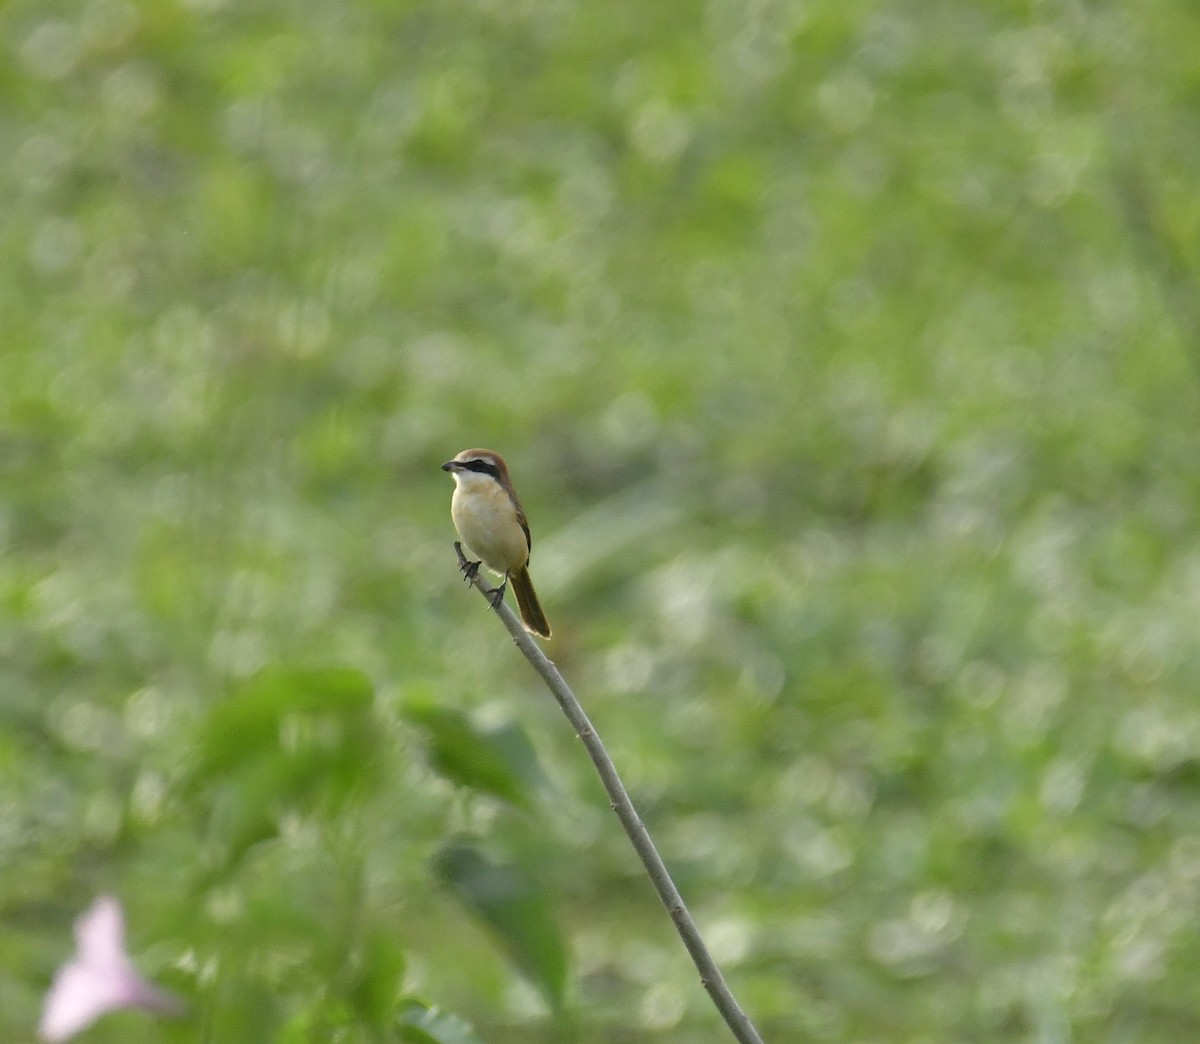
509,566,551,638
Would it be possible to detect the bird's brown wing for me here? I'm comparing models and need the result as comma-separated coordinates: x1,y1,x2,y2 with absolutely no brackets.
515,505,532,555
503,482,533,556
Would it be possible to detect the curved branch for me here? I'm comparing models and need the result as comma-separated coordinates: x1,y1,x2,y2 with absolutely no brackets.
452,543,766,1044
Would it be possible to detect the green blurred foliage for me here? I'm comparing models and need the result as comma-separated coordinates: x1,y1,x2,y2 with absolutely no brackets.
2,0,1200,1039
402,697,546,812
434,841,569,1014
396,999,486,1044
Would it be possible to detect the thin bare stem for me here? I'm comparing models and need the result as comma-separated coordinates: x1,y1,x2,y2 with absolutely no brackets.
452,543,765,1044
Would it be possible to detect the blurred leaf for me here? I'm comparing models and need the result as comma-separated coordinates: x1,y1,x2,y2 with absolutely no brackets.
196,667,374,775
396,998,485,1044
433,841,568,1012
350,926,407,1030
192,667,380,863
403,701,544,811
203,773,286,868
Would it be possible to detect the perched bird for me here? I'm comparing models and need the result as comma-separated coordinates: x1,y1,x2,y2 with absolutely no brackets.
441,448,551,638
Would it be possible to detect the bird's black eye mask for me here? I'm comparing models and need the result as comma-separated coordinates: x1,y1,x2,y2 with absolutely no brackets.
461,459,501,479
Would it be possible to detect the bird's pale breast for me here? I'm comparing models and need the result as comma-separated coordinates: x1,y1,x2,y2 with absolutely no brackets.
451,478,528,574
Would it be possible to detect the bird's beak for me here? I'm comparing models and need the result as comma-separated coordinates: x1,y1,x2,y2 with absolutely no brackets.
441,461,460,472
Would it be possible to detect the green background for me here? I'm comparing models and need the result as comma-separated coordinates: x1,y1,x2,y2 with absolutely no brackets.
3,0,1200,1040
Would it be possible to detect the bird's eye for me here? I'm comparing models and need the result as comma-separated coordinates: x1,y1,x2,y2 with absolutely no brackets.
462,459,501,478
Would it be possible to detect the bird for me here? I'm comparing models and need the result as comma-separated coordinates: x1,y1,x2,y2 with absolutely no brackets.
441,448,551,638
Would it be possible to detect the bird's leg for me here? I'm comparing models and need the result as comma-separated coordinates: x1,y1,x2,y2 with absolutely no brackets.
487,573,509,609
454,542,506,607
454,541,482,582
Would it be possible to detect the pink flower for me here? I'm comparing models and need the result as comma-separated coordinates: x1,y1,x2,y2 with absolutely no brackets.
39,896,184,1042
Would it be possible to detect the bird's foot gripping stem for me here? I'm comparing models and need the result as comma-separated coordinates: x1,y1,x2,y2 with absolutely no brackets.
486,575,509,610
454,542,482,582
